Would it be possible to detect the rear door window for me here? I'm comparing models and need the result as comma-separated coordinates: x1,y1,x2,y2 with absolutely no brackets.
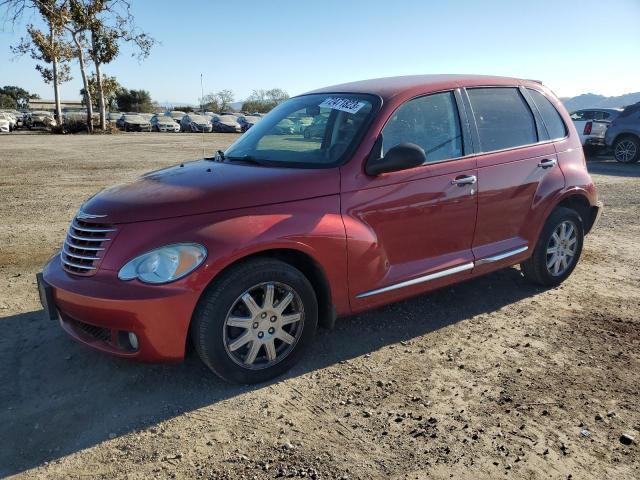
527,89,567,140
381,91,463,163
467,87,537,152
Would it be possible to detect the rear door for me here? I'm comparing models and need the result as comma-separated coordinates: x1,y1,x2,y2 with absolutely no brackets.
463,86,565,270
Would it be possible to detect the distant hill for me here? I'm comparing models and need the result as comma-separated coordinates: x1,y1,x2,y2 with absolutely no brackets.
561,92,640,112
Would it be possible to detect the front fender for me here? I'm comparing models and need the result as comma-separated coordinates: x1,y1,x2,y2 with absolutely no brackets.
102,195,350,317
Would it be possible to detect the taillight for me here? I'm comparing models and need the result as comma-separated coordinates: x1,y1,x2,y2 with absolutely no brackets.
583,122,592,135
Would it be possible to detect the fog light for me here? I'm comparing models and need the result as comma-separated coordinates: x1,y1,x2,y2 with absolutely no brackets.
128,332,139,350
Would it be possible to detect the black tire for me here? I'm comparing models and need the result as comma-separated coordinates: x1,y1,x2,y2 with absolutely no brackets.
521,207,584,286
191,258,318,384
613,135,639,163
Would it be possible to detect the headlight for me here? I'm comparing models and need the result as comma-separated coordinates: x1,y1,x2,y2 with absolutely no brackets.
118,243,207,284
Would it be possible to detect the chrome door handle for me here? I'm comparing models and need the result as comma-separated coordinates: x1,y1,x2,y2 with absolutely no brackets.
538,158,557,168
451,174,477,186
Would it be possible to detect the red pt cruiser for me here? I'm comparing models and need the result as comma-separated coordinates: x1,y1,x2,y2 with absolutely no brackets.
38,75,602,383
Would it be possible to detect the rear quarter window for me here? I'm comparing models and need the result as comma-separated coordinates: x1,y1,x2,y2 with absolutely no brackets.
527,89,567,140
467,87,537,152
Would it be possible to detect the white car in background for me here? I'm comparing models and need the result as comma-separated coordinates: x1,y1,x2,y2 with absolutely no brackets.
151,114,180,132
570,108,623,154
0,116,10,133
0,112,17,131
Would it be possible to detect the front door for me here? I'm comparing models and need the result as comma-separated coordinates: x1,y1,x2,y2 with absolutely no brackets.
342,90,478,311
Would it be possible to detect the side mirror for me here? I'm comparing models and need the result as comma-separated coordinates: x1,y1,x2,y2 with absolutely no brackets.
365,140,427,176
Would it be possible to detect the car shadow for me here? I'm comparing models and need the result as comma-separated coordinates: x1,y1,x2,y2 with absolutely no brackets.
0,267,543,477
587,157,640,177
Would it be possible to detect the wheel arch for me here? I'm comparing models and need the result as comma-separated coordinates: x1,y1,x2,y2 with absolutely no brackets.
612,131,640,146
554,192,598,234
195,247,335,332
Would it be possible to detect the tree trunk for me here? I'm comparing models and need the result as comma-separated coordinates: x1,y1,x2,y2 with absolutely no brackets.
91,29,106,130
49,20,62,128
95,61,106,130
72,32,93,133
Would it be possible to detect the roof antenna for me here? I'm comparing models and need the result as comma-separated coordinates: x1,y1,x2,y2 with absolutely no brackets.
200,73,205,158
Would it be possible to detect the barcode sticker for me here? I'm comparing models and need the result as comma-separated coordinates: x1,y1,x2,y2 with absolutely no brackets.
318,97,366,114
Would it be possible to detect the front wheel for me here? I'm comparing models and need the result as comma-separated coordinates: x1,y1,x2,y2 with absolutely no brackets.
521,207,584,286
191,259,318,384
613,136,639,163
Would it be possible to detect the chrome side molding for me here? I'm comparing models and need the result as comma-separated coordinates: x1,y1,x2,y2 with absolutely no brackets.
356,245,528,299
475,245,528,266
356,262,474,298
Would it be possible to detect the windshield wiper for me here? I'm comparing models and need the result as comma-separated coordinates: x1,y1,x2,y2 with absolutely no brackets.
225,155,268,167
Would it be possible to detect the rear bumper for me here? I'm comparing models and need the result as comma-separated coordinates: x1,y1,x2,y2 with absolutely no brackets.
41,255,199,362
584,137,605,147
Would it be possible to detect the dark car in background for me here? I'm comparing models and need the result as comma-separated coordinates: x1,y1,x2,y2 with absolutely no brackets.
180,114,213,133
211,114,242,133
120,114,152,132
605,102,640,163
237,115,261,132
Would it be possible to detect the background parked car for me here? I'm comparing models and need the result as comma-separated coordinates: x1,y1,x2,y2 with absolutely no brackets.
165,111,187,127
26,111,57,129
106,112,122,124
303,115,329,139
605,102,640,163
211,114,242,133
120,114,152,132
0,112,16,131
180,114,213,133
237,115,261,132
570,108,622,154
292,115,313,134
271,118,295,135
0,116,10,133
150,114,180,132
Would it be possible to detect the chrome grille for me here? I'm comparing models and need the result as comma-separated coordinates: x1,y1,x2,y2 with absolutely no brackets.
61,217,116,276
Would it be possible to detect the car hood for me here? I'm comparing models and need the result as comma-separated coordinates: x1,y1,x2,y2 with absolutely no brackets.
80,159,340,224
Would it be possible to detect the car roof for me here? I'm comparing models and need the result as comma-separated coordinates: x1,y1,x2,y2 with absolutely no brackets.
304,74,539,100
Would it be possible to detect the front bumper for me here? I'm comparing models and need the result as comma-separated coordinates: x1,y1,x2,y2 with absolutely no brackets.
40,255,200,362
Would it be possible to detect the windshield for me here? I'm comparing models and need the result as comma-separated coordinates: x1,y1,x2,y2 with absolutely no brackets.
124,115,144,122
188,115,208,123
225,93,378,168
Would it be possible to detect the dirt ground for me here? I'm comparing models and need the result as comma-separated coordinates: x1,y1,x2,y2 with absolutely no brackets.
0,132,638,480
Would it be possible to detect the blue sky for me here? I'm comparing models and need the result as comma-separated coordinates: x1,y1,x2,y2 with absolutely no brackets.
1,0,639,104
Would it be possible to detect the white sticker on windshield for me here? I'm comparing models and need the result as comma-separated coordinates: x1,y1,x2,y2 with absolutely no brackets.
318,97,366,114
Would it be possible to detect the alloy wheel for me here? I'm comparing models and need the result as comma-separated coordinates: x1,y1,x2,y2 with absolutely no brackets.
223,282,304,370
614,140,637,163
546,220,578,276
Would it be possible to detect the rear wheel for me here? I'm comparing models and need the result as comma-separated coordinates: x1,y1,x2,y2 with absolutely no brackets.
613,136,639,163
191,259,318,384
521,207,584,286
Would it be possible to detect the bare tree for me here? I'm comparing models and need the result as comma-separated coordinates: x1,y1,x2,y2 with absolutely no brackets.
215,89,234,111
3,0,156,131
6,0,73,123
77,0,156,129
